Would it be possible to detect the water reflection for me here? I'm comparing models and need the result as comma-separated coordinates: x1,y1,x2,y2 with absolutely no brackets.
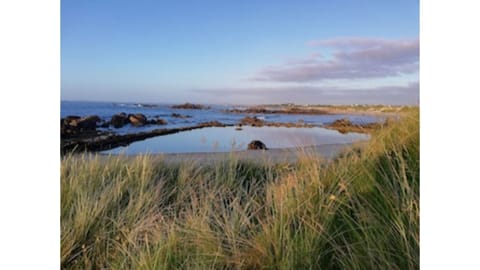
102,126,369,155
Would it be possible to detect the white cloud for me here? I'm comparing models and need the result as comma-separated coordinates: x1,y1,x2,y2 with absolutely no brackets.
252,37,419,82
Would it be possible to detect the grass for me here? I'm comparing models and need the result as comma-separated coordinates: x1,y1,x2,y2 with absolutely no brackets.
61,109,419,269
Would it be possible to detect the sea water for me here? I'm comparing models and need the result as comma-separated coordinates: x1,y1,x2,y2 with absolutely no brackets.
62,101,378,153
61,101,382,134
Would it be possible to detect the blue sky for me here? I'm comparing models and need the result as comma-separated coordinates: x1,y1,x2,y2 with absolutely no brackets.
61,0,419,104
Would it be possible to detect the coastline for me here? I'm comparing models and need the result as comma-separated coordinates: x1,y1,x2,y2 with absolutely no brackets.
160,143,356,163
224,104,412,117
94,142,367,164
61,102,401,155
61,109,419,269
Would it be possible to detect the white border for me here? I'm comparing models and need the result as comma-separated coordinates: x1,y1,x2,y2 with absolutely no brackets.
2,0,480,268
421,0,480,268
0,0,60,269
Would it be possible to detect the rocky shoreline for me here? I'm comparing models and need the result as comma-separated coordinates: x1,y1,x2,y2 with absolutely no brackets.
224,107,332,115
61,109,387,155
171,102,210,110
224,104,410,116
61,121,230,154
324,118,387,134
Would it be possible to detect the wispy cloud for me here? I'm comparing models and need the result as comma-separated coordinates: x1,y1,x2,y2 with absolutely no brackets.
194,81,419,105
252,37,419,82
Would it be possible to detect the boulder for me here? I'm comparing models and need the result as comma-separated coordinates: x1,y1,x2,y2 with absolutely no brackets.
128,113,147,126
248,140,267,150
240,116,265,127
110,113,129,128
61,116,79,132
60,115,100,138
76,115,101,130
63,115,99,129
149,118,167,125
63,115,81,122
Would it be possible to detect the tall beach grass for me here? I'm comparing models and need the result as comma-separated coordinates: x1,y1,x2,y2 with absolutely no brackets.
61,109,419,269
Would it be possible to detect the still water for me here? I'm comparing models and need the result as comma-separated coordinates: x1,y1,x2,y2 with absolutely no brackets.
101,126,369,155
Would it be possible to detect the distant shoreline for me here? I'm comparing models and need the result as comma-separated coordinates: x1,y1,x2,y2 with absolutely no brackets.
61,102,403,155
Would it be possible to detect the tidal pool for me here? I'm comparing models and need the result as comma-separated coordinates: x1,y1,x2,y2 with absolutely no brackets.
101,126,369,155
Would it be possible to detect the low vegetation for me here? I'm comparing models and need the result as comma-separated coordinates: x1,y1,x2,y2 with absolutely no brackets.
324,118,387,134
61,109,419,269
235,104,417,115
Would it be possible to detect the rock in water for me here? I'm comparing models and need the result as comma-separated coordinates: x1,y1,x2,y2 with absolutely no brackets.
248,140,267,150
171,103,208,109
110,113,129,128
128,113,147,126
148,118,167,125
76,115,101,130
61,115,100,138
240,116,265,127
65,115,100,129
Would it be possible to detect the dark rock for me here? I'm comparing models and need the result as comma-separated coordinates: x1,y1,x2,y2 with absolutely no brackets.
199,121,226,127
61,116,80,132
149,118,167,125
128,113,147,126
63,115,100,130
240,116,265,127
171,113,192,118
62,116,79,128
110,113,129,128
64,115,81,122
61,115,100,138
76,115,101,130
171,103,209,110
248,140,267,150
61,121,236,154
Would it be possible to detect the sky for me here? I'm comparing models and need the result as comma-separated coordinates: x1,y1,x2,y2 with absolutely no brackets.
61,0,419,105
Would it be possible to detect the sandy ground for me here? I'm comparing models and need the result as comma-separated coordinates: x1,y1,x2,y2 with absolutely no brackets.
110,143,363,164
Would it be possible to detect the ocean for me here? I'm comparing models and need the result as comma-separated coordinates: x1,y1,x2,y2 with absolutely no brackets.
61,101,382,134
61,101,379,154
